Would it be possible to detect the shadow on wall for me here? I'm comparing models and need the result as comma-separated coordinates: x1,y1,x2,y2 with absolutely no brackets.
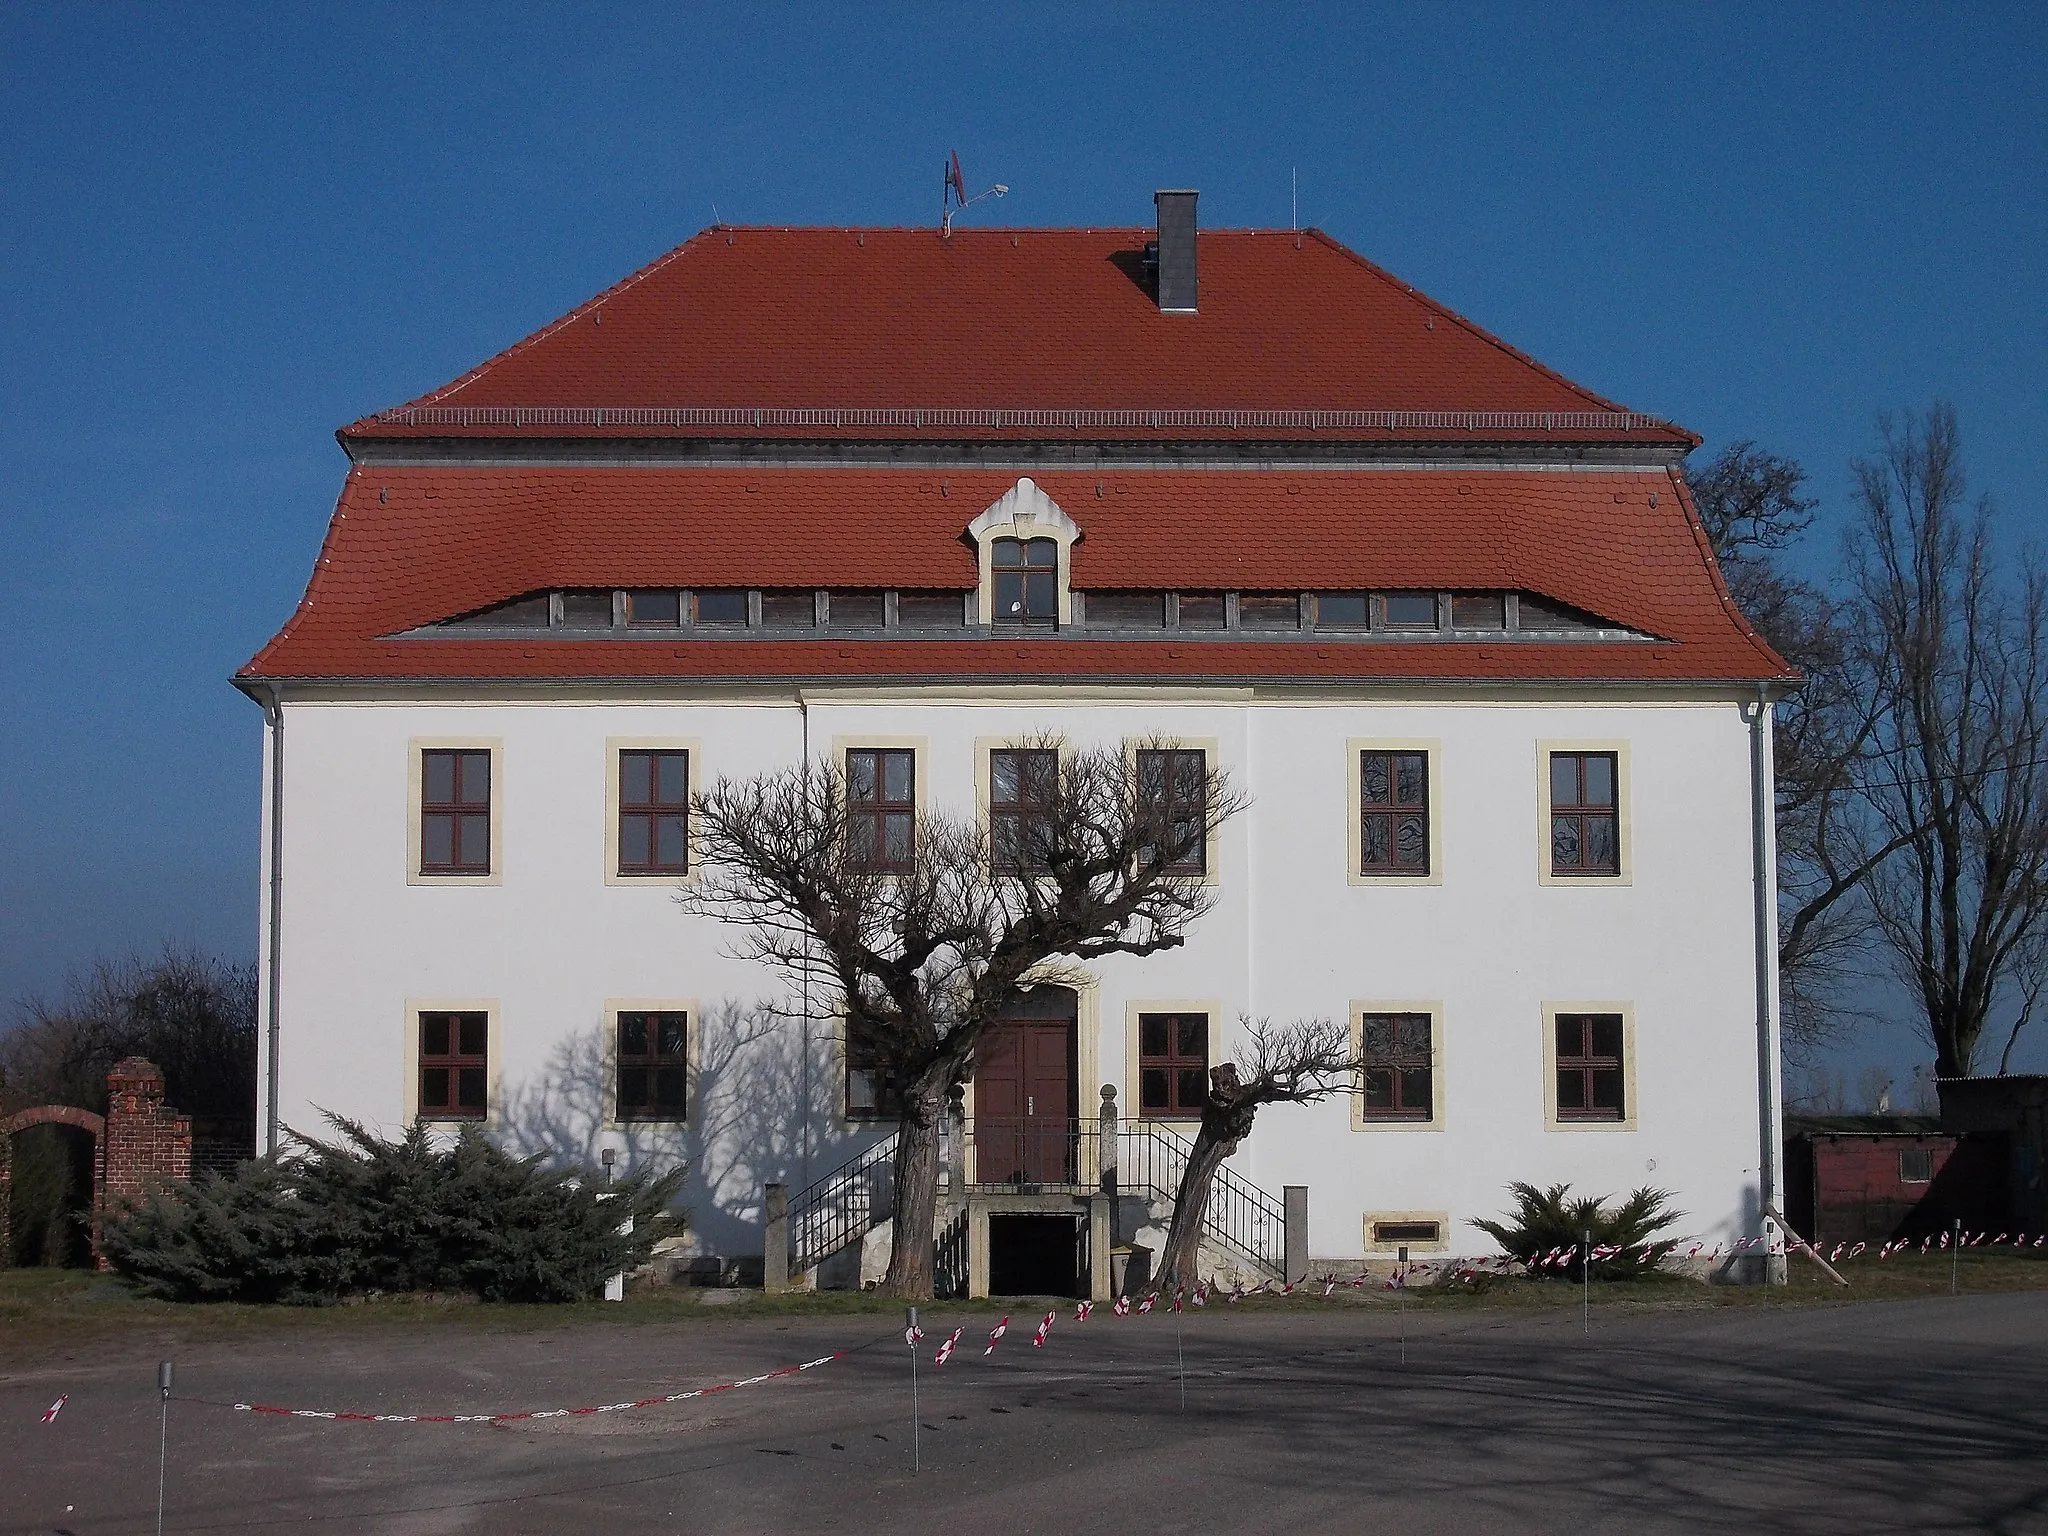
495,999,889,1269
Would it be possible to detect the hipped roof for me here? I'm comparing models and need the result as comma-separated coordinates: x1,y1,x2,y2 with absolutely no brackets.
341,227,1694,448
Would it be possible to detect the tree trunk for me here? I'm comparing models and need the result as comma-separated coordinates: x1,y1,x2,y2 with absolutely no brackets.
1154,1102,1255,1292
882,1091,944,1299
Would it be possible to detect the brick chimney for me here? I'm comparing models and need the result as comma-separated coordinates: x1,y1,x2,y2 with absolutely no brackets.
1153,190,1199,314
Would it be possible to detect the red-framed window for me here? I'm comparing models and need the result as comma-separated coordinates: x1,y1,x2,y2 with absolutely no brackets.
1555,1013,1625,1121
989,748,1060,873
619,749,689,874
616,1011,688,1121
419,1011,488,1119
420,749,491,874
846,748,915,873
1360,1012,1433,1121
1360,750,1429,875
1136,748,1207,876
1138,1013,1210,1116
1550,752,1619,875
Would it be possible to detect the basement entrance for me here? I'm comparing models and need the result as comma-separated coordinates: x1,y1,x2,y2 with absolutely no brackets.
987,1212,1084,1298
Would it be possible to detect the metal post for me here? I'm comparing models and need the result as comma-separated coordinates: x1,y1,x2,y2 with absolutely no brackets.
156,1361,173,1536
1098,1086,1119,1246
1952,1218,1962,1296
1582,1229,1591,1335
905,1306,921,1473
1398,1244,1408,1365
600,1150,625,1302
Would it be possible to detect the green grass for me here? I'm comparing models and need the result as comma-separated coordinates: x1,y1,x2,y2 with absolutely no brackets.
5,1249,2043,1361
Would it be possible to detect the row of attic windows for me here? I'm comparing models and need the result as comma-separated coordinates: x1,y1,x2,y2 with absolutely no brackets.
435,588,1625,637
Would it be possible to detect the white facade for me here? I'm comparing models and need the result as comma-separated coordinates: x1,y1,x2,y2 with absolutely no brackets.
256,684,1777,1263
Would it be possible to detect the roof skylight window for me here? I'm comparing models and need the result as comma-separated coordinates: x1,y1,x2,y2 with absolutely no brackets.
1314,593,1369,630
1238,594,1301,630
1516,593,1603,632
760,590,816,627
445,594,550,628
693,590,748,625
896,591,966,628
625,589,681,626
1451,593,1506,630
560,590,616,627
1085,591,1167,629
827,592,886,628
1380,592,1439,630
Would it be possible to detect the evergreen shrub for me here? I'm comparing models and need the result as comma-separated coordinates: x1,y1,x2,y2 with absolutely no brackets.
100,1117,685,1303
1471,1181,1681,1281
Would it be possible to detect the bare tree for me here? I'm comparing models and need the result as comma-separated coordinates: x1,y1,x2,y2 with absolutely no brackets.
684,737,1246,1299
1689,439,1818,569
1993,933,2046,1076
1849,402,2048,1078
1,950,257,1119
1688,440,1893,1049
1151,1016,1357,1292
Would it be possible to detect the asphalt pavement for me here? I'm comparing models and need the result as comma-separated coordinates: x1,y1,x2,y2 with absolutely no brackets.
4,1292,2045,1534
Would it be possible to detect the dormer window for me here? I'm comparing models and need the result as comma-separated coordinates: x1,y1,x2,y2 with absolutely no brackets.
992,538,1058,624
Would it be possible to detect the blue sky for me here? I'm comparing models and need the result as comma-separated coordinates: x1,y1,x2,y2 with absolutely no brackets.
2,5,2043,1086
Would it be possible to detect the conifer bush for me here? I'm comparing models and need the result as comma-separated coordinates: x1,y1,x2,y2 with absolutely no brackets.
1471,1181,1681,1281
100,1117,685,1303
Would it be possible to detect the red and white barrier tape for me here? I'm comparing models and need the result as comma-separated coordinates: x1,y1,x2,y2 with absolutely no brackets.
156,1231,2048,1424
228,1351,845,1424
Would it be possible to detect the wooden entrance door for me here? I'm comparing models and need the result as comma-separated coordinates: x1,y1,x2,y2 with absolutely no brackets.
974,991,1077,1184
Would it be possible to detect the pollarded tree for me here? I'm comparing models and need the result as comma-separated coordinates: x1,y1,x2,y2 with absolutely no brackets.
684,737,1246,1299
1151,1016,1359,1293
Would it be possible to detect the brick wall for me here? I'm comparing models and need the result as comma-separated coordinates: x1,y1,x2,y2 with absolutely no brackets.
97,1058,192,1265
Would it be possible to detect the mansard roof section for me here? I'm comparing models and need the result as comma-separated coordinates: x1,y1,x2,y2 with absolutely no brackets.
340,227,1694,449
241,466,1791,685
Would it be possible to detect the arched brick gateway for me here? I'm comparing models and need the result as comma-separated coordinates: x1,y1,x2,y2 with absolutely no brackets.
0,1105,105,1264
0,1059,193,1266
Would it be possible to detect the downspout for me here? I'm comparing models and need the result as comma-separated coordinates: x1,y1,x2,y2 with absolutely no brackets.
1748,683,1787,1283
797,688,811,1191
262,684,286,1156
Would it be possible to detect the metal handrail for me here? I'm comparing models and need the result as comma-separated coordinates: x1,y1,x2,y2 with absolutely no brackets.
781,1113,1290,1281
787,1132,897,1276
364,404,1675,434
960,1116,1286,1279
967,1116,1088,1189
1117,1120,1287,1280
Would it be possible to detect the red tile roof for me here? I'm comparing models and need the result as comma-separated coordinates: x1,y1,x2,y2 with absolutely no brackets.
241,467,1791,686
342,228,1693,447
